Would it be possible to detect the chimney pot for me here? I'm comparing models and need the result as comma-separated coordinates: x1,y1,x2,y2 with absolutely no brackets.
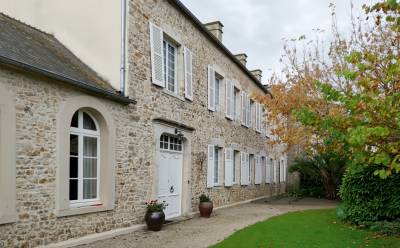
204,21,224,42
250,69,263,82
235,53,248,66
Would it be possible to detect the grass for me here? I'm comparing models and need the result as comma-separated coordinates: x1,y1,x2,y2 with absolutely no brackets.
212,209,400,248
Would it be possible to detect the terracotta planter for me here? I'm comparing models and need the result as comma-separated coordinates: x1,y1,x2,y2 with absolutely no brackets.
199,201,213,218
145,211,165,231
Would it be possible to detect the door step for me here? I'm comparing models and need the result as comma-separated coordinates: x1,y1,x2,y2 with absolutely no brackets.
164,216,192,225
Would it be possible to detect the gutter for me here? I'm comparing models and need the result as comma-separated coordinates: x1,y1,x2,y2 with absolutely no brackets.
120,0,128,95
0,55,136,105
167,0,270,95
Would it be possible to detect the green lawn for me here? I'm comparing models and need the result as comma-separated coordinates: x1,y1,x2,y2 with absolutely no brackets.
212,209,400,248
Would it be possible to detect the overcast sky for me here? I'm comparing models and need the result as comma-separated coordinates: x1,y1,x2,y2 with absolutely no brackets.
1,0,375,88
181,0,374,83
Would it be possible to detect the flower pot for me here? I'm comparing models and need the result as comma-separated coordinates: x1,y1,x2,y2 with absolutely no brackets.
199,201,213,218
145,211,165,231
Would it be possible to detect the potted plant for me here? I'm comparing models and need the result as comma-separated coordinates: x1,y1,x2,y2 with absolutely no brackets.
144,200,168,231
199,194,213,218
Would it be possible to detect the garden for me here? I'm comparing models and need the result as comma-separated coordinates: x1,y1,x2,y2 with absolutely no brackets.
213,0,400,246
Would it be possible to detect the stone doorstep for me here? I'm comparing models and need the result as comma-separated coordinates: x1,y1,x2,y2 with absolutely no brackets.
40,195,274,248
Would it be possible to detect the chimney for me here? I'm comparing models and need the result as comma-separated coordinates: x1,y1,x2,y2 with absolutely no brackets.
251,69,262,82
235,53,248,66
204,21,224,42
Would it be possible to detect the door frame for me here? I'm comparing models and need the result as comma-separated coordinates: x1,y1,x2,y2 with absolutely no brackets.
152,122,193,218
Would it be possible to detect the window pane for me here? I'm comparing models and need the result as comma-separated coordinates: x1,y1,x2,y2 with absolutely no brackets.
83,112,97,131
70,135,78,156
83,179,97,200
83,158,97,178
83,136,97,157
71,111,79,128
214,148,219,183
69,157,78,178
69,179,78,200
215,78,220,106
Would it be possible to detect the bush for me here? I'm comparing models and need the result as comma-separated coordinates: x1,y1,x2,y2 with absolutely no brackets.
339,166,400,224
199,194,211,203
366,221,400,237
289,186,325,199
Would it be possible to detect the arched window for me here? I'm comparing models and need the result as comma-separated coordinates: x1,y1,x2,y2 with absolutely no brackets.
69,110,100,205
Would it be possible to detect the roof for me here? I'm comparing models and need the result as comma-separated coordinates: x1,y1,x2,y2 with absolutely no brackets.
0,13,134,104
167,0,270,95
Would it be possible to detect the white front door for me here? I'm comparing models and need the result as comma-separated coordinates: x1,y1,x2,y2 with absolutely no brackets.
158,135,183,219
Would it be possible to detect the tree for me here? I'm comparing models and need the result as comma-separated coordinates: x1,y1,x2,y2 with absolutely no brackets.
261,0,400,178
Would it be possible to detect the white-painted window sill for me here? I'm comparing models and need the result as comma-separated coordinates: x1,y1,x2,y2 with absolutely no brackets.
0,213,17,225
55,204,113,217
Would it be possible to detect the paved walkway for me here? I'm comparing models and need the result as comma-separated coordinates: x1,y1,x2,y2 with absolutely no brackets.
77,197,338,248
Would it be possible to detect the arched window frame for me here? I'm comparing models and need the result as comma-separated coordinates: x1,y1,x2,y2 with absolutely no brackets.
69,110,101,207
56,95,116,217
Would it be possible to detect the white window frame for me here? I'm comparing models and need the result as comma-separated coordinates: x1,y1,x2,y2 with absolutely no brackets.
69,110,101,208
163,39,178,94
214,146,221,186
232,150,239,184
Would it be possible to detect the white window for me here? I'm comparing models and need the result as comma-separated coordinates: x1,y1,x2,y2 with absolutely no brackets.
246,96,251,127
69,110,100,206
215,77,222,109
265,157,271,184
255,155,262,185
240,152,250,185
225,79,234,120
160,134,183,151
269,158,275,183
280,158,286,182
224,148,233,186
241,92,247,126
249,154,254,184
214,146,220,185
163,40,178,93
250,100,255,128
233,87,240,121
233,150,240,184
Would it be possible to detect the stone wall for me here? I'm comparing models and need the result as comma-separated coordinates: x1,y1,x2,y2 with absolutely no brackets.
0,0,288,247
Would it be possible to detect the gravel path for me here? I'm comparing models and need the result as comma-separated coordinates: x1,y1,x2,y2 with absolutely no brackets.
77,198,338,248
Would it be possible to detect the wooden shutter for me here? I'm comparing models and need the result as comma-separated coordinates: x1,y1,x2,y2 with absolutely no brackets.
240,152,246,185
246,153,250,184
246,96,251,127
255,156,262,184
265,157,271,183
207,145,215,188
224,148,233,186
241,92,246,125
225,80,233,120
184,47,193,101
208,66,216,111
149,22,165,87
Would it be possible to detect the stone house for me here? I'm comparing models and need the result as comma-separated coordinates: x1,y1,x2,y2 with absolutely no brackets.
0,0,288,247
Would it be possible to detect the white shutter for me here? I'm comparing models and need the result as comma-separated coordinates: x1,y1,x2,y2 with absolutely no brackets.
241,92,246,125
207,145,215,188
184,47,193,100
270,159,274,183
149,22,165,87
280,159,285,182
246,96,251,127
225,80,233,120
257,104,262,132
208,66,216,111
255,156,262,184
224,148,233,186
240,152,246,185
261,107,265,136
246,153,250,184
274,160,279,183
265,157,271,183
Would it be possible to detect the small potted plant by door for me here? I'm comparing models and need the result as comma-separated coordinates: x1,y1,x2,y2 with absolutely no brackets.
199,194,213,218
145,200,168,231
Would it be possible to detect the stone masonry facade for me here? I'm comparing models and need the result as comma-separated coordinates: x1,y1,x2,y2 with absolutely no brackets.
0,0,288,247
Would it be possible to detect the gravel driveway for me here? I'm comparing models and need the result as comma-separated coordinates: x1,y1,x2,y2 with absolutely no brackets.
77,197,338,248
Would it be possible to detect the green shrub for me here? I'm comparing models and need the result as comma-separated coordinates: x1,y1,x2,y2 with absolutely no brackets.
289,186,325,199
366,221,400,237
339,166,400,224
199,194,211,203
290,152,346,199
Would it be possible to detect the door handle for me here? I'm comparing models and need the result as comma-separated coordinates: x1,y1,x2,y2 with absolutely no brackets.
169,186,174,193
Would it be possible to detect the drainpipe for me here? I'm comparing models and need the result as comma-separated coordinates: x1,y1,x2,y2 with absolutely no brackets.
120,0,128,95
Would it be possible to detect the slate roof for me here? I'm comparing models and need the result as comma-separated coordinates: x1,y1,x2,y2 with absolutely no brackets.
0,13,133,104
